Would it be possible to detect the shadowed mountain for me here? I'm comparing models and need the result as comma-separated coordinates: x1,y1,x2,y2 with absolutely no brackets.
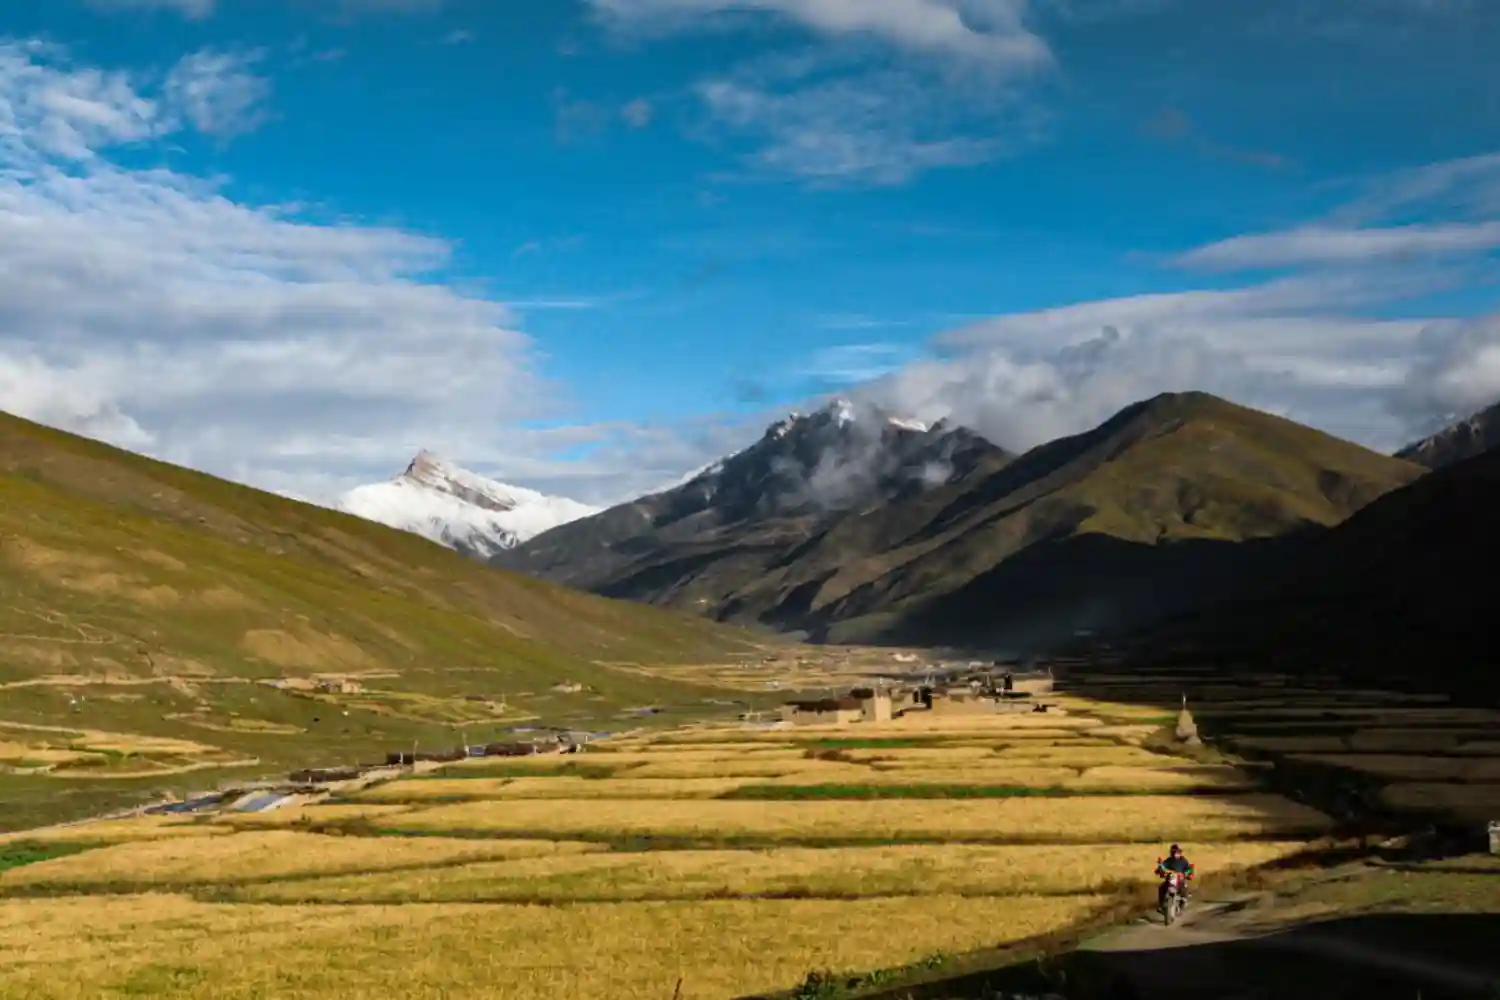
1120,443,1500,701
1396,399,1500,469
501,392,1424,648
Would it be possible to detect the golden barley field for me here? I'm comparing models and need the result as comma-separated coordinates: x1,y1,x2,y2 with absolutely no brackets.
0,693,1334,999
1,832,604,889
379,793,1332,842
234,840,1308,906
0,893,1113,1000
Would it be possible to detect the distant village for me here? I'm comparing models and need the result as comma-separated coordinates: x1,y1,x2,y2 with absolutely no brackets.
775,663,1056,726
141,660,1056,818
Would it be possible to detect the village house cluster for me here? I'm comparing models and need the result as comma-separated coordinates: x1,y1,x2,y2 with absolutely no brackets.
778,665,1056,726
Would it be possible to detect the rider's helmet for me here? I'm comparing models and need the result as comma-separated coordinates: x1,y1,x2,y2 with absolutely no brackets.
1168,843,1182,856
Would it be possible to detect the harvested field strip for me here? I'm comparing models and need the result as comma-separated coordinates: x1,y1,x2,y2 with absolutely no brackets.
1290,754,1500,782
232,841,1309,905
211,803,417,827
991,746,1174,765
623,760,843,779
841,747,1005,763
1206,708,1500,723
0,816,230,846
0,893,1114,1000
758,767,1079,787
0,832,605,890
1065,765,1255,792
378,794,1333,843
1379,782,1500,821
592,743,799,755
1231,736,1350,753
359,777,758,801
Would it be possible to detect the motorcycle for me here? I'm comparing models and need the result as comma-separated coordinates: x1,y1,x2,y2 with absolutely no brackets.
1159,870,1188,925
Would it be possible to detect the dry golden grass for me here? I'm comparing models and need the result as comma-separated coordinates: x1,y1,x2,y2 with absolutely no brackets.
1291,754,1500,782
382,793,1332,842
1049,699,1173,721
624,759,832,779
0,832,604,888
840,747,1000,763
236,840,1309,905
0,815,229,846
1379,783,1500,822
0,893,1112,1000
1063,765,1254,792
364,776,761,801
760,766,1080,787
1080,724,1162,743
597,742,799,755
211,803,416,827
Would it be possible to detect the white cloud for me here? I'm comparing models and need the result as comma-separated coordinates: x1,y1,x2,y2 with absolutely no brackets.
1392,314,1500,430
590,0,1050,65
590,1,1051,185
163,49,271,137
862,303,1433,455
85,0,216,18
697,65,1018,186
622,97,655,128
0,41,697,507
1173,221,1500,271
84,0,446,18
0,42,163,162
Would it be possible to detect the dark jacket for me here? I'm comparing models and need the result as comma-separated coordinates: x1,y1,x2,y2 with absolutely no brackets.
1157,855,1194,877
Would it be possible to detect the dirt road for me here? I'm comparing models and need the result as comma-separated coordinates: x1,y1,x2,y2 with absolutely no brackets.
1072,892,1500,999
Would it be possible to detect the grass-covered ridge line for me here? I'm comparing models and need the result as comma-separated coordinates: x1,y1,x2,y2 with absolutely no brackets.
0,409,764,831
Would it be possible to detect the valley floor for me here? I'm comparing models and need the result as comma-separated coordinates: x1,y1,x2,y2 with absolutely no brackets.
2,665,1497,999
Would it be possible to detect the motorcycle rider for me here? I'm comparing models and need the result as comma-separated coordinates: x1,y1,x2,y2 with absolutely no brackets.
1155,843,1194,908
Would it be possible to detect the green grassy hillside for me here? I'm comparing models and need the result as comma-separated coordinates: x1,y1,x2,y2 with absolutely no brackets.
0,411,766,829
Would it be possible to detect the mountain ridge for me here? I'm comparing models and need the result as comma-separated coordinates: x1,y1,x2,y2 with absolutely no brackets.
1396,399,1500,469
499,391,1426,648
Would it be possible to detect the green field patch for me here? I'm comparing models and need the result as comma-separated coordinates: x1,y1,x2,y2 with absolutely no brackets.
0,840,102,874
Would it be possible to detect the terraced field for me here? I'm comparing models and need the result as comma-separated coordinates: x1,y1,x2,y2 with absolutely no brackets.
0,698,1330,999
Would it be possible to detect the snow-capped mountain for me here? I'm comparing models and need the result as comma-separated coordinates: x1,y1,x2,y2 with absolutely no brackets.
338,450,598,559
495,396,1009,591
1396,399,1500,470
665,396,981,517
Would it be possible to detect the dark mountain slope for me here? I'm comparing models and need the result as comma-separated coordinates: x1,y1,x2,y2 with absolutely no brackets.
1128,445,1499,700
502,392,1424,647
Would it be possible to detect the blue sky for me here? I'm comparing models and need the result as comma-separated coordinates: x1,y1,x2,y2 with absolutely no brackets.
2,0,1500,503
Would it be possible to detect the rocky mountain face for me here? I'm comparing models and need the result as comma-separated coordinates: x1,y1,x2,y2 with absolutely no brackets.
498,392,1425,649
1396,400,1500,469
494,396,1011,611
338,451,598,559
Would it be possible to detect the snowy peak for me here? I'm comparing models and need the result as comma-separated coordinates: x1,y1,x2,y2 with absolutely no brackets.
338,452,598,559
1396,399,1500,470
664,399,1004,521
